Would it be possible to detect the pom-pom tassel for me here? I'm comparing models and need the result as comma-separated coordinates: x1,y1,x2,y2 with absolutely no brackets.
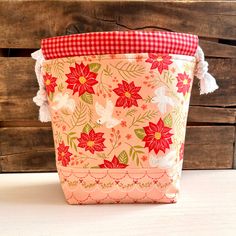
195,46,219,95
39,103,51,122
31,49,51,122
199,72,219,95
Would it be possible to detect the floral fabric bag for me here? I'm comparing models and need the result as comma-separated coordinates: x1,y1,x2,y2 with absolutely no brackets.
32,31,218,204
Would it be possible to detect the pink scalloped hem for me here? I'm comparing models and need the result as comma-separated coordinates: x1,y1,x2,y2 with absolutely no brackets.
57,166,181,204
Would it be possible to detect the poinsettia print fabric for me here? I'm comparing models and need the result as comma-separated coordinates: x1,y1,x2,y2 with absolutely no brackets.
44,73,57,96
57,141,72,167
113,80,142,108
145,53,173,74
65,62,98,96
42,53,195,171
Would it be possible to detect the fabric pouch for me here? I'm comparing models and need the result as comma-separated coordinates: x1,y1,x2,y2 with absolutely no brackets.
32,31,218,204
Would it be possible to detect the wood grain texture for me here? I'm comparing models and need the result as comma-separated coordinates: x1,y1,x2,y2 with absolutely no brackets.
184,126,235,169
0,127,54,156
0,151,56,173
190,58,236,107
0,1,236,48
0,126,234,172
183,144,233,170
188,106,236,124
185,126,234,145
199,40,236,59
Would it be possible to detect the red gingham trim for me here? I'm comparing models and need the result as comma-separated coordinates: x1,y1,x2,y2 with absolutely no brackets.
41,31,198,60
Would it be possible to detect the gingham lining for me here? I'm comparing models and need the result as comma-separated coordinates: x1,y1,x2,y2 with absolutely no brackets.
41,31,198,60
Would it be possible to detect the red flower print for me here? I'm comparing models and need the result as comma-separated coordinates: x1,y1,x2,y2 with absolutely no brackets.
57,141,72,167
141,155,148,162
176,72,192,95
113,80,142,108
110,54,117,59
171,67,176,74
115,110,121,116
43,73,57,95
125,134,132,140
179,143,185,161
141,104,147,110
65,62,98,96
135,54,143,63
77,129,106,154
121,121,127,127
143,118,173,154
145,54,172,74
99,156,128,169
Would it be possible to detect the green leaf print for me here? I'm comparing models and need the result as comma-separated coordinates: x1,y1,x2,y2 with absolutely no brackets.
91,166,100,169
111,61,145,80
66,132,77,151
57,83,64,92
96,153,107,159
163,71,175,85
126,143,144,167
65,57,76,66
129,110,158,128
143,95,153,103
69,102,87,130
89,63,101,73
96,70,112,97
134,128,146,140
55,131,62,144
164,113,173,127
103,65,113,77
125,108,137,117
118,150,128,164
48,92,54,102
44,63,51,74
82,123,93,134
51,59,65,80
81,92,93,104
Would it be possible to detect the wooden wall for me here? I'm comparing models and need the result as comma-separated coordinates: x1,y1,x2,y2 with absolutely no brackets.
0,1,236,172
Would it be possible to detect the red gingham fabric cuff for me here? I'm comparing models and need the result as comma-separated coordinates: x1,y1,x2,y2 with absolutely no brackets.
41,31,199,60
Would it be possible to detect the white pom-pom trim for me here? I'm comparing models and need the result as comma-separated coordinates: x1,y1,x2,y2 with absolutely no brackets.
31,49,51,122
194,46,219,95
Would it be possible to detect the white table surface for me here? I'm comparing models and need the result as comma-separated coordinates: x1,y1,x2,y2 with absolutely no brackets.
0,170,236,236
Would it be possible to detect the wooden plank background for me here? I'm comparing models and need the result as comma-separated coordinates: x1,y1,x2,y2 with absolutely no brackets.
0,1,235,172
